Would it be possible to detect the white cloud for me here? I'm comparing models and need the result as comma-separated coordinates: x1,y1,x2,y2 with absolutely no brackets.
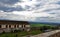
0,0,60,23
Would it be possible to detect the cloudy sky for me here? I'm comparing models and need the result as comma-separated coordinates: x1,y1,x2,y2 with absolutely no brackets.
0,0,60,23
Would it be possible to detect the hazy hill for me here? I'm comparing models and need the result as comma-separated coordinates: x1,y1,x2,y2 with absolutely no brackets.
29,22,60,26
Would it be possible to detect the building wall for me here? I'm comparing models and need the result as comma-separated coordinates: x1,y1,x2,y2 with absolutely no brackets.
0,24,30,33
0,20,30,33
0,24,30,29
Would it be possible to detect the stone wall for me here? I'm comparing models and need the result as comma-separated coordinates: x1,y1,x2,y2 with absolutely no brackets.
49,32,60,37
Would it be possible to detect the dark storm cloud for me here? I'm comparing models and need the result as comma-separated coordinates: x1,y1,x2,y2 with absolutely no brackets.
0,0,20,5
0,6,24,12
55,1,60,5
0,0,25,12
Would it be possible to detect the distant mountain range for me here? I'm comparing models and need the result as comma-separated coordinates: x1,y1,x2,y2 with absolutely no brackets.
29,22,60,26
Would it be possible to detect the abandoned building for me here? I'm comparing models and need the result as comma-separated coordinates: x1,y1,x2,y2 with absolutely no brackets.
0,20,30,33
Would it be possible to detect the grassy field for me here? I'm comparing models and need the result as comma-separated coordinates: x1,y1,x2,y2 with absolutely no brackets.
0,30,42,37
30,23,53,27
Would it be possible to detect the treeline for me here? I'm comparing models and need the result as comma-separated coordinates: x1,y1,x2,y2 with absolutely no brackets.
31,25,59,32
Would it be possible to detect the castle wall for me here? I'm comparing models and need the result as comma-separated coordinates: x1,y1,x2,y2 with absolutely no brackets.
0,20,30,33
